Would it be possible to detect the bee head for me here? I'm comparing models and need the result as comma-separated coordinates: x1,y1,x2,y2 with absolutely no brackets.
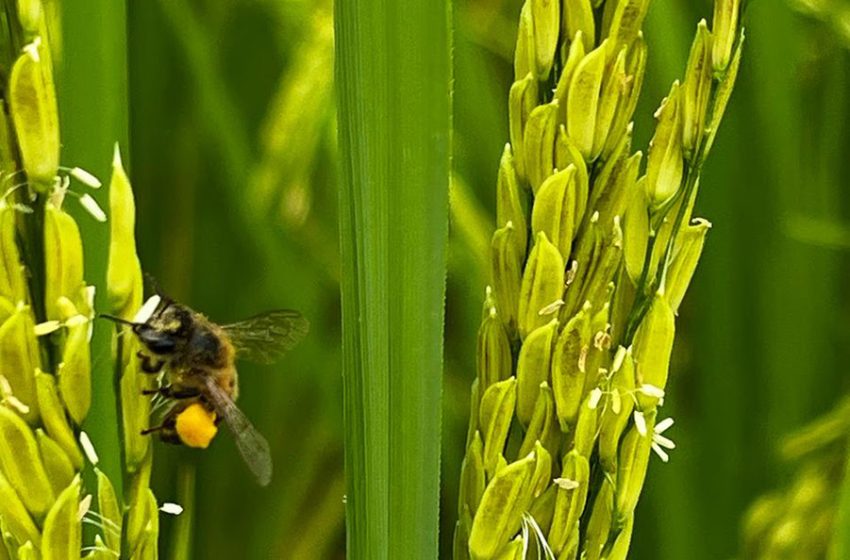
134,301,194,355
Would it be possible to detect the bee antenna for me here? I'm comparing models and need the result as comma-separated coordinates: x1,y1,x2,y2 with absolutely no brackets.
143,272,169,298
98,314,137,327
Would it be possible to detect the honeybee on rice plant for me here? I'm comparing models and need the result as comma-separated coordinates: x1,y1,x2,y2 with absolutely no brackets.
104,290,309,486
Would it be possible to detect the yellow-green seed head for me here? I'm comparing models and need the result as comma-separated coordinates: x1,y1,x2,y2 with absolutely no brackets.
496,145,527,258
490,225,522,332
0,207,26,303
531,165,582,261
508,74,539,183
531,0,560,79
665,218,711,313
632,294,674,409
476,307,513,391
43,205,85,321
0,302,40,423
645,82,684,207
523,102,560,192
551,304,591,430
9,38,59,191
548,450,589,555
682,20,713,160
598,346,637,474
0,406,54,517
518,232,565,339
35,370,83,468
584,478,614,560
615,410,656,519
479,377,517,478
566,41,607,161
516,319,557,426
106,145,143,320
712,0,741,73
36,429,74,497
518,383,559,458
459,431,486,519
40,476,82,559
562,0,595,51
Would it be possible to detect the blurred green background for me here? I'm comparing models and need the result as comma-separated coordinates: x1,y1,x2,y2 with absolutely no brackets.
59,0,850,557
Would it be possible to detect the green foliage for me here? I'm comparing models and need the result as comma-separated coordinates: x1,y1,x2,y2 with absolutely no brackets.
14,0,841,558
336,0,451,557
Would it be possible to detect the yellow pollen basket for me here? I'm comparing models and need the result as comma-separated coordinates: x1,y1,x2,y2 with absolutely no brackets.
175,403,218,449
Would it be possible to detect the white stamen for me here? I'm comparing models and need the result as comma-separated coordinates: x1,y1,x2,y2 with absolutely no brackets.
69,167,102,189
639,384,665,399
34,320,61,336
577,346,588,373
23,37,41,62
0,375,30,414
6,395,30,415
651,442,670,463
77,494,93,521
160,502,184,516
611,390,622,415
84,285,96,341
79,431,99,465
522,512,557,560
133,295,161,324
588,388,603,410
611,346,627,372
633,410,647,436
64,314,88,328
78,194,107,222
80,546,119,558
553,477,580,490
84,285,96,309
538,299,564,316
594,330,611,350
653,433,676,450
565,260,578,285
655,417,675,434
0,375,11,395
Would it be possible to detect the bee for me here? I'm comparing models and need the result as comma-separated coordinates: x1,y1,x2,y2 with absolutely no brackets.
104,292,309,486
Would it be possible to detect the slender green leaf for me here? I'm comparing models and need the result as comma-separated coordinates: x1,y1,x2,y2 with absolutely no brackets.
335,0,451,557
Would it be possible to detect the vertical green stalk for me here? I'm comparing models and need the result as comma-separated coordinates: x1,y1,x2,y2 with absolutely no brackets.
336,0,451,557
57,0,128,489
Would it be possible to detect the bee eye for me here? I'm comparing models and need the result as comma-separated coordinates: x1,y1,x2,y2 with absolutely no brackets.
135,326,177,355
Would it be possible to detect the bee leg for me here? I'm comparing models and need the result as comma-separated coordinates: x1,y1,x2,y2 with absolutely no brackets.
169,388,202,400
137,351,164,373
141,385,201,400
141,424,165,436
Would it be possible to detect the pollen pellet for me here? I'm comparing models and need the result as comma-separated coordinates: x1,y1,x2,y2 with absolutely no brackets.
175,403,218,449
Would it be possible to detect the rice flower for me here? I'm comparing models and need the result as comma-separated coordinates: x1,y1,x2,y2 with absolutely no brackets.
0,4,156,558
454,0,745,557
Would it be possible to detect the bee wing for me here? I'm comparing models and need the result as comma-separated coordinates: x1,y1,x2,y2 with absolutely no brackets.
222,310,309,364
203,377,273,486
